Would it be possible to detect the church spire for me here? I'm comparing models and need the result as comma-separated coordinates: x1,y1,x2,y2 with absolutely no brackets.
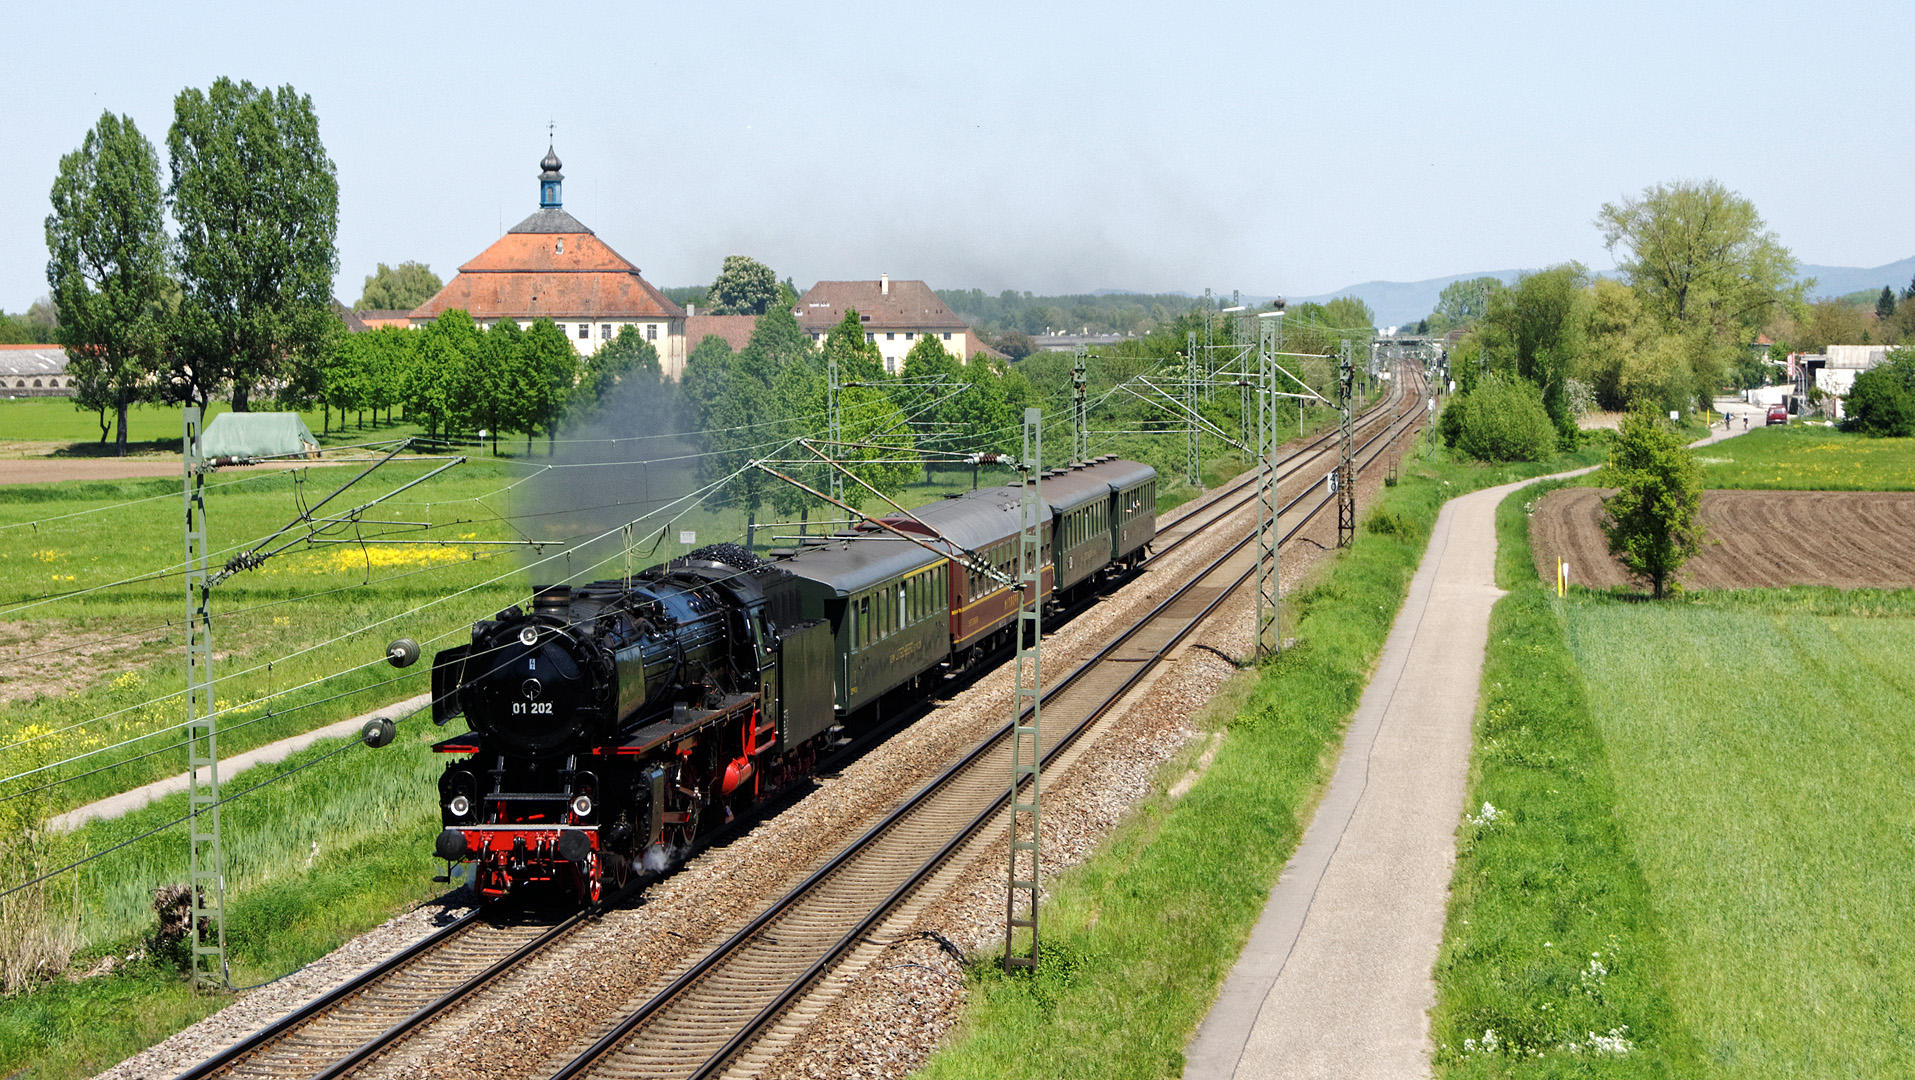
539,143,563,209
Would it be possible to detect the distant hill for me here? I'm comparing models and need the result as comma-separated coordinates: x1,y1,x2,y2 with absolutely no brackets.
1796,257,1915,300
1289,255,1915,327
1291,271,1528,329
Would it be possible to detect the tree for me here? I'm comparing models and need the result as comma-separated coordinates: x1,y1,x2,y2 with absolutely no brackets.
1430,276,1506,330
1876,286,1898,321
355,261,442,311
1596,180,1804,409
1481,264,1587,444
167,78,338,411
1843,348,1915,437
44,111,171,456
1601,410,1704,598
569,324,664,434
23,297,58,335
406,310,483,439
518,318,578,452
1456,372,1556,463
990,329,1035,360
1321,296,1376,330
706,255,779,315
822,309,884,381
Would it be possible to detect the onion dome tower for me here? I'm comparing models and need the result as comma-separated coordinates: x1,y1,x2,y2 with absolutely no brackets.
539,145,564,209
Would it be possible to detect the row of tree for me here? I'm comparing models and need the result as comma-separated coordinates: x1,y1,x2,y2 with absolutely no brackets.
292,313,643,452
43,80,338,454
1430,180,1809,462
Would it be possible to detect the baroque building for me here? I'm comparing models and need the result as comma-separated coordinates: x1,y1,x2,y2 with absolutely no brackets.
409,147,689,377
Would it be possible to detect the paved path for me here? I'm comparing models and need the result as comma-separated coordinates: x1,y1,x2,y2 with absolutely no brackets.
48,693,430,834
1185,421,1751,1079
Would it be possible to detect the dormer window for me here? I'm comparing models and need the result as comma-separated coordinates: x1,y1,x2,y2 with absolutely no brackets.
555,238,564,255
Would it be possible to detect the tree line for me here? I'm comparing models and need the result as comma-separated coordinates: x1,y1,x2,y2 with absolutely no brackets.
1433,180,1811,462
42,79,339,455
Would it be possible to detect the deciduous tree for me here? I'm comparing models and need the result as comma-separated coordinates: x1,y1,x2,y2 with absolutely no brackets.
44,111,170,455
1596,180,1804,409
167,78,338,411
1601,410,1704,598
822,309,883,381
706,255,779,315
355,261,442,311
1844,347,1915,437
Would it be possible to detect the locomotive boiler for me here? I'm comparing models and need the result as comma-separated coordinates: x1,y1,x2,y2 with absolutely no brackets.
428,545,834,903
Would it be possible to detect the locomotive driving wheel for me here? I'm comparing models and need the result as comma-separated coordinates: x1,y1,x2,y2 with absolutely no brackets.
576,851,603,905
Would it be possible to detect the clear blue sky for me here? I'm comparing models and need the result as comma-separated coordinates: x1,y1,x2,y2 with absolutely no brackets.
3,0,1907,312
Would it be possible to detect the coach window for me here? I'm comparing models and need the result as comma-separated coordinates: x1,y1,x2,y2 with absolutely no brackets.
898,583,908,630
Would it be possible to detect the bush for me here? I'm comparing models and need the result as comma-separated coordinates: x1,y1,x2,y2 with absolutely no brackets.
1457,372,1557,462
1844,349,1915,437
1437,394,1466,448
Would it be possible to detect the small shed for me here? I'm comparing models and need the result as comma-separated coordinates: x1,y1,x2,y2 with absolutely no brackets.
199,412,320,461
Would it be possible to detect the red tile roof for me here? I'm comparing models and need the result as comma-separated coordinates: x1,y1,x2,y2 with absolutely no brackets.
795,279,968,332
411,227,684,322
686,315,759,352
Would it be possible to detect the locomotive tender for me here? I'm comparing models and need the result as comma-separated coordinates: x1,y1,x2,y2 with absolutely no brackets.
428,457,1156,904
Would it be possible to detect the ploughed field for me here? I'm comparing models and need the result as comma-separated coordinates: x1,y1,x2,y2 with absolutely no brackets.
1528,487,1915,590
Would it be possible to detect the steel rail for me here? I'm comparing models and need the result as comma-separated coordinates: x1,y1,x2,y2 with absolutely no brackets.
550,364,1427,1080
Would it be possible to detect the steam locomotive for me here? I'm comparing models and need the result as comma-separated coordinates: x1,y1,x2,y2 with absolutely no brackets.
426,457,1157,904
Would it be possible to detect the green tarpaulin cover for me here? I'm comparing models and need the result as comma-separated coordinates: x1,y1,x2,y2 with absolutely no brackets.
199,412,319,460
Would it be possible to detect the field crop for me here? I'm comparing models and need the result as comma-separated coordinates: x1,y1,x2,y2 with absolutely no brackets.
1692,425,1915,490
1564,589,1915,1077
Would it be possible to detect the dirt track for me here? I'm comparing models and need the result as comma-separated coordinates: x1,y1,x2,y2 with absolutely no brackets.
1530,487,1915,591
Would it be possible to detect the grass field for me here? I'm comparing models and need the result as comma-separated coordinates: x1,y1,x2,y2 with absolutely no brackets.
1693,425,1915,490
1430,483,1694,1076
917,439,1615,1079
1564,589,1915,1077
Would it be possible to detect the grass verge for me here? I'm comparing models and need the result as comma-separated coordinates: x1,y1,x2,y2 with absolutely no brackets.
1429,482,1695,1076
917,439,1609,1079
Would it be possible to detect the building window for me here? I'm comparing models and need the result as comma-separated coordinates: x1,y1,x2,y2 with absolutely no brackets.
811,332,821,341
885,357,897,373
601,324,613,339
865,333,875,343
555,324,566,335
646,324,658,340
577,324,590,340
886,332,895,340
943,332,951,340
905,332,914,340
555,238,564,254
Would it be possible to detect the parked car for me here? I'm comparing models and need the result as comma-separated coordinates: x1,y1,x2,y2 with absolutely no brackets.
1767,405,1789,426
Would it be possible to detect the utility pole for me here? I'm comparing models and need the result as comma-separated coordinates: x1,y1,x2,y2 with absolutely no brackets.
1255,310,1283,660
1337,340,1357,548
183,407,227,990
1185,331,1201,488
827,354,844,509
1071,345,1089,463
1006,407,1043,972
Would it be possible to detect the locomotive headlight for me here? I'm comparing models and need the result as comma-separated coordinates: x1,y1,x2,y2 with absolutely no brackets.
519,626,539,647
447,794,471,818
571,794,593,818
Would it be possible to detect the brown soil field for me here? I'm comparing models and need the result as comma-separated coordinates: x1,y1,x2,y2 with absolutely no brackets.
1529,487,1915,591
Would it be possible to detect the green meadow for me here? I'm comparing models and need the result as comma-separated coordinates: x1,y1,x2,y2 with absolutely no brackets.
1692,425,1915,490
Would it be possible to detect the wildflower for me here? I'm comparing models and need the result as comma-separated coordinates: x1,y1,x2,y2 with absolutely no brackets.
1466,802,1501,826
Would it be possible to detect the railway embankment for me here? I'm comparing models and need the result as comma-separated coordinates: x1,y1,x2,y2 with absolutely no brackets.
911,439,1611,1080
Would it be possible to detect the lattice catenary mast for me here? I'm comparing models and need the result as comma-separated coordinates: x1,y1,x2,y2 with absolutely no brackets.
1006,406,1043,971
182,407,227,990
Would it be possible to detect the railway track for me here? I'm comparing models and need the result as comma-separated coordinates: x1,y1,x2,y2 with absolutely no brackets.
545,366,1429,1080
171,363,1429,1080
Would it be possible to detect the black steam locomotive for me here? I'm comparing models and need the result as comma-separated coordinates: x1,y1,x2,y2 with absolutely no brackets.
427,457,1156,904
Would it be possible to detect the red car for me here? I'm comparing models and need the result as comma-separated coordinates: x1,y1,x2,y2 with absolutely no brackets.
1766,405,1788,426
